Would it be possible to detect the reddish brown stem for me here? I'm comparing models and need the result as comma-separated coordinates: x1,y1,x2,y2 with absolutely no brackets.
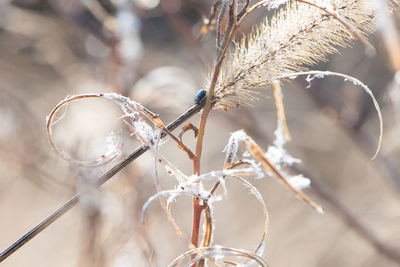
191,198,204,248
190,3,241,259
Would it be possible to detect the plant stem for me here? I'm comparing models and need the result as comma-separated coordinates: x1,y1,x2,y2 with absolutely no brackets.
191,198,204,248
190,0,242,256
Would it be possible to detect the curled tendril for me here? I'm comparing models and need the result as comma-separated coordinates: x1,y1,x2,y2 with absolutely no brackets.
141,189,209,222
141,190,205,254
188,172,269,260
229,175,268,260
168,246,268,267
274,70,383,160
46,93,162,167
142,167,269,264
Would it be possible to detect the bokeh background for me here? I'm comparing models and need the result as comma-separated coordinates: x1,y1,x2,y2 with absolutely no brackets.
0,0,400,266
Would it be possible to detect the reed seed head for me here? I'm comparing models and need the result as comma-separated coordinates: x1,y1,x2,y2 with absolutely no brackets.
206,0,376,108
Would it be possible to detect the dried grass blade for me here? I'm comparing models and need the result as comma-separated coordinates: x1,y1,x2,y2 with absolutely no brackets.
248,139,324,213
272,80,291,141
275,70,383,160
201,205,213,248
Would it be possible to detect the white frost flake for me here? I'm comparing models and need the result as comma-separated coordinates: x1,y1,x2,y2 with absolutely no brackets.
265,120,310,190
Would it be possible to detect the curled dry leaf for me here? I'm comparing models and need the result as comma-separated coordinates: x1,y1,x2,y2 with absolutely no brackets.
272,80,291,140
46,93,163,167
247,136,324,213
274,70,383,159
225,130,324,213
142,160,269,262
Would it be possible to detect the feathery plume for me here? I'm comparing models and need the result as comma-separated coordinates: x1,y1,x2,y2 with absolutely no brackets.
207,0,376,108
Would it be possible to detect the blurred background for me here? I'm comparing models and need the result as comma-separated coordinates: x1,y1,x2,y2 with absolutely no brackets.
0,0,400,266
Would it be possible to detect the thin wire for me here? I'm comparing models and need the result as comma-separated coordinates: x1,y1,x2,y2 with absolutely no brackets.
0,97,207,263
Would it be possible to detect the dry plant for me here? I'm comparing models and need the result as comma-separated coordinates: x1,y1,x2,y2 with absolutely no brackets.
1,0,399,266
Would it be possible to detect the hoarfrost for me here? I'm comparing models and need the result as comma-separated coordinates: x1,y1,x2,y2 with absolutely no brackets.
223,130,248,166
288,175,311,190
264,120,311,190
132,119,156,144
264,0,289,10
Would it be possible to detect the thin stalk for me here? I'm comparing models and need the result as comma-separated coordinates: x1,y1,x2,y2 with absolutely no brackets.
194,9,239,174
197,205,212,267
237,0,273,25
191,20,231,249
163,127,196,160
190,0,242,256
189,0,258,254
190,198,205,248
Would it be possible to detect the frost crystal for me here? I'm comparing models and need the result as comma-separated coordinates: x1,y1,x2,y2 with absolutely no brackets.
265,120,310,190
288,175,311,190
223,130,248,165
132,119,155,144
264,0,290,10
103,131,122,159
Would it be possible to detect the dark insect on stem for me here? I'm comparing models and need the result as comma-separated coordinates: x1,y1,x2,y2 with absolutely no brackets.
195,89,207,104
